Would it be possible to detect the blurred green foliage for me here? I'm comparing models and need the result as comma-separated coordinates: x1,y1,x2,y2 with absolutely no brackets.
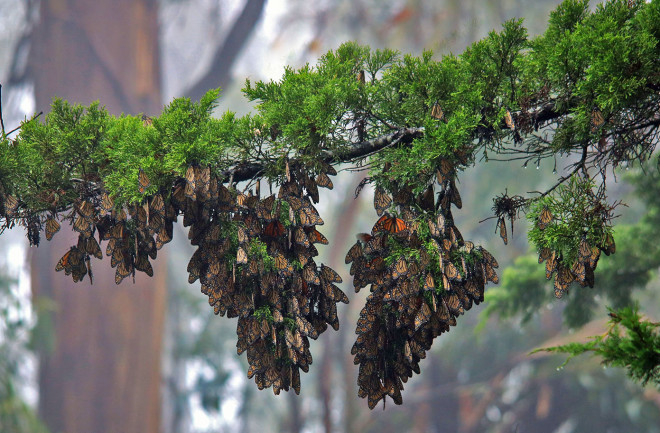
0,270,49,432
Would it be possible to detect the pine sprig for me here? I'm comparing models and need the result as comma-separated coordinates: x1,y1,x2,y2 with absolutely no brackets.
531,305,660,386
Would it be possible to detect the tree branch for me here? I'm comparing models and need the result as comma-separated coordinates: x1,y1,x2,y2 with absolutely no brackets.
223,127,425,183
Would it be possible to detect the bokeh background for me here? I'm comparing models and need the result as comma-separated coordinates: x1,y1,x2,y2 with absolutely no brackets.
1,0,659,432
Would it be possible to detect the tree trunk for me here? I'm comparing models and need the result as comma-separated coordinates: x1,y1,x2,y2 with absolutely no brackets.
29,1,165,433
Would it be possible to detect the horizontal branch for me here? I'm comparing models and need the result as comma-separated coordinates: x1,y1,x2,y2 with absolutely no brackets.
224,127,425,183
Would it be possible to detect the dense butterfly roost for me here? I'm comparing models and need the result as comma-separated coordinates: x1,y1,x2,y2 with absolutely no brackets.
16,156,349,395
347,159,498,409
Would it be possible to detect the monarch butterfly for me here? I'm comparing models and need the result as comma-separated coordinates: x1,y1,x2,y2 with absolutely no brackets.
538,207,553,230
363,236,385,255
436,159,454,184
481,248,499,268
545,251,557,279
291,366,301,395
293,226,310,247
372,214,407,234
243,214,261,236
73,215,92,236
374,187,392,217
305,227,328,244
237,225,249,245
557,264,574,286
218,184,233,206
296,315,316,338
204,224,222,243
538,247,552,263
572,261,586,284
602,233,615,255
236,247,248,264
55,248,73,272
415,303,432,331
296,248,312,268
455,285,472,311
591,107,605,132
172,184,186,207
278,181,298,200
115,259,133,285
135,205,148,228
504,109,515,130
138,168,151,194
450,182,462,209
408,260,420,276
100,193,114,214
427,220,441,237
156,223,173,250
585,264,595,288
320,264,342,283
365,256,385,271
431,101,444,120
256,195,276,220
465,279,483,302
274,253,293,276
45,217,61,241
553,277,567,299
183,166,196,200
196,166,211,199
330,284,349,304
78,200,95,219
303,265,320,285
208,176,219,201
444,291,464,317
298,206,323,227
84,236,103,259
315,172,333,189
306,178,320,204
135,254,154,277
3,194,19,217
285,328,304,352
578,236,591,263
263,220,285,237
497,217,508,245
391,257,408,280
484,264,499,284
68,252,86,281
392,185,413,206
149,212,165,233
423,273,435,291
444,262,461,281
589,246,601,268
149,196,164,230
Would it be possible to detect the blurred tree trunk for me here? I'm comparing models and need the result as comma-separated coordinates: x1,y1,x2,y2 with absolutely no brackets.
28,1,165,433
287,392,304,433
318,332,333,433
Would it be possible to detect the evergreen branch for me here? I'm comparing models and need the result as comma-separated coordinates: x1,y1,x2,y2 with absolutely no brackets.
222,127,425,183
531,305,660,386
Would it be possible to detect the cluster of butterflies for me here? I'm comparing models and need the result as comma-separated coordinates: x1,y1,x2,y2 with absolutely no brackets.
11,159,347,396
1,185,172,285
182,160,347,394
535,207,615,298
49,182,176,284
346,159,499,409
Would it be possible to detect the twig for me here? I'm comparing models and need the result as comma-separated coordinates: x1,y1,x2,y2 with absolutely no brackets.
0,84,5,138
5,111,43,138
